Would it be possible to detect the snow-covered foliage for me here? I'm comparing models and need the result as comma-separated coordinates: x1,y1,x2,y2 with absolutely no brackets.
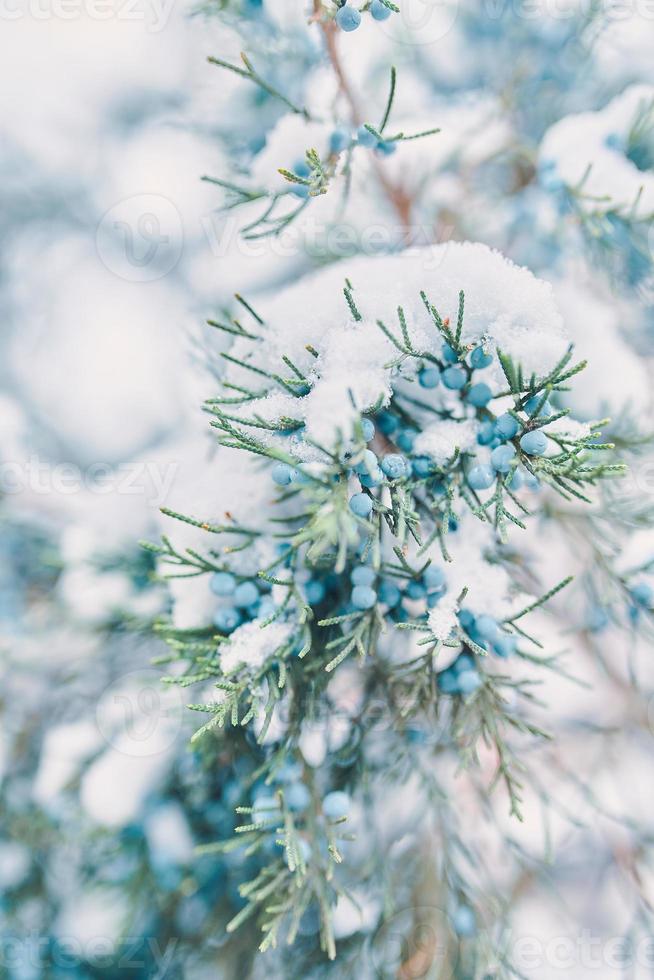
2,0,654,977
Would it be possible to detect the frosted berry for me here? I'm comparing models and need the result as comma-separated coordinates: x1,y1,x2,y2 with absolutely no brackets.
322,790,350,819
474,614,499,642
286,782,311,812
349,492,373,518
272,462,297,486
507,468,524,491
470,345,493,369
452,904,476,937
458,609,475,631
490,444,516,473
631,581,653,607
252,794,281,826
412,456,433,477
477,420,496,445
234,581,260,608
356,123,377,147
258,596,277,619
524,394,553,417
360,418,375,442
247,598,261,618
457,670,482,695
351,585,377,610
336,4,362,31
519,429,548,456
418,366,440,388
391,603,410,623
493,633,517,657
359,467,384,487
406,580,427,600
377,411,399,434
213,607,242,634
495,413,520,441
381,454,408,479
465,382,492,407
305,579,326,605
379,580,401,607
423,565,446,592
468,465,495,491
442,366,467,390
376,140,397,155
355,449,378,475
396,429,417,453
210,571,236,596
441,343,459,364
293,159,311,178
275,762,302,783
329,127,351,153
370,0,391,19
453,653,475,674
351,565,376,586
437,669,459,694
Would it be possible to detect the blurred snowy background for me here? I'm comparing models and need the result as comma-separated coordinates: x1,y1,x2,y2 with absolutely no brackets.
0,7,240,977
1,1,654,977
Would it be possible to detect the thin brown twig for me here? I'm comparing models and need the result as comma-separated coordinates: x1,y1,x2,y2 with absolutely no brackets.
313,1,415,239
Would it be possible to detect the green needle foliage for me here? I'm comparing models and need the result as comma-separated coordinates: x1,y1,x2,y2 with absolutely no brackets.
144,275,628,963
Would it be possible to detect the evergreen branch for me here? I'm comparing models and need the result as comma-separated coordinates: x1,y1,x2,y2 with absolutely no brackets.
208,52,310,118
379,65,397,134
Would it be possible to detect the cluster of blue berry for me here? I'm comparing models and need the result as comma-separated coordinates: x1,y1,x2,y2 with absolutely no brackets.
340,343,549,495
328,123,397,158
437,610,518,697
345,562,446,613
587,578,654,632
259,341,553,697
469,398,547,492
287,157,313,199
335,0,394,32
437,654,482,696
210,571,275,634
251,766,351,869
418,341,550,492
628,580,654,620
